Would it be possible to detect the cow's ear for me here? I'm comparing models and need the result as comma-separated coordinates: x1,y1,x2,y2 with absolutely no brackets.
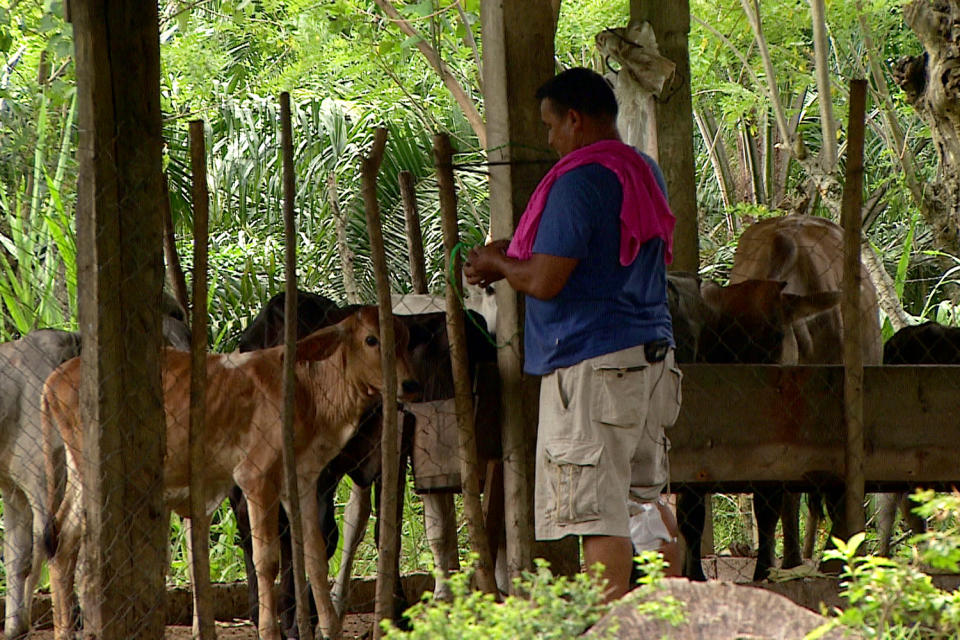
782,291,840,322
294,324,346,362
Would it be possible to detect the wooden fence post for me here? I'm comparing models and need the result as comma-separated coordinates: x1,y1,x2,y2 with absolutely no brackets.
361,128,402,640
400,170,429,294
280,92,315,640
842,78,868,537
70,2,168,636
188,119,215,640
434,132,498,594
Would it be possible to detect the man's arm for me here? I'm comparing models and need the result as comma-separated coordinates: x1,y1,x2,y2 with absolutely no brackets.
464,243,578,301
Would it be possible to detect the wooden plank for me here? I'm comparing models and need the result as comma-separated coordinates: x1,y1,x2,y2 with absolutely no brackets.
670,364,960,488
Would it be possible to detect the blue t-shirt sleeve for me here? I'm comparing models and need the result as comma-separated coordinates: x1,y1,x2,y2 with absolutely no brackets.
532,165,621,260
638,151,668,199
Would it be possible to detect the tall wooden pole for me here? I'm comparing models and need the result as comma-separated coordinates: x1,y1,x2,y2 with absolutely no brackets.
482,0,580,586
434,132,498,594
361,128,401,640
280,92,315,640
162,173,190,315
69,1,167,638
400,170,429,294
187,119,215,640
632,1,700,273
842,79,868,537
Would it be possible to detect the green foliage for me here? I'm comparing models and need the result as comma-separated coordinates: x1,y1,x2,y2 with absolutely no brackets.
382,554,685,640
0,86,76,337
168,503,248,585
811,492,960,639
383,561,592,640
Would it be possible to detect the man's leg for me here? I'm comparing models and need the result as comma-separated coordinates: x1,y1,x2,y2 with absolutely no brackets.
582,535,633,602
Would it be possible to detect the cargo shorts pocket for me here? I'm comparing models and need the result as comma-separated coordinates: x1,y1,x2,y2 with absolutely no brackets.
544,440,603,525
590,364,648,426
651,362,683,428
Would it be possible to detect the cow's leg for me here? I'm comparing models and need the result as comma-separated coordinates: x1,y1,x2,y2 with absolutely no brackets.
876,492,899,556
779,492,803,569
819,486,847,574
277,505,297,639
3,484,33,639
227,485,260,625
184,513,216,639
280,485,329,639
900,492,927,540
676,488,707,581
802,492,823,560
244,485,283,640
332,481,371,619
48,489,82,640
298,478,341,640
752,487,783,581
422,492,459,601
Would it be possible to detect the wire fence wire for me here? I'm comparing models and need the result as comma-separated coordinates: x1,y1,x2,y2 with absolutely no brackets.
3,174,954,637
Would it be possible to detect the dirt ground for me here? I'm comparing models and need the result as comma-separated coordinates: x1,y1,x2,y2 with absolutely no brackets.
27,614,378,639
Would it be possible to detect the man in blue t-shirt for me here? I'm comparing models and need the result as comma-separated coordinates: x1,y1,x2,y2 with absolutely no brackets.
465,68,682,602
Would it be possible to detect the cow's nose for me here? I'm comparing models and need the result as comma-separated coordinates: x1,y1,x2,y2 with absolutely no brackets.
400,379,421,401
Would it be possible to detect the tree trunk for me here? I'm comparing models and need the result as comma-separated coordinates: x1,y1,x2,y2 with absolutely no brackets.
893,0,960,258
694,107,737,215
69,1,168,638
632,0,700,272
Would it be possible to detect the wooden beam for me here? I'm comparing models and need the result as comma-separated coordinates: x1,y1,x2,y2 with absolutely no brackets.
841,78,868,535
631,0,700,272
671,365,960,488
69,1,167,638
481,0,581,583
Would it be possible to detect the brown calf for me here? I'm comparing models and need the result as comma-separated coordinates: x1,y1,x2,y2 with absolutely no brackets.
42,306,419,640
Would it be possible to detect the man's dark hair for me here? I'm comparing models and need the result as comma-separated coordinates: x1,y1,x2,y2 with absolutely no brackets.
535,67,618,120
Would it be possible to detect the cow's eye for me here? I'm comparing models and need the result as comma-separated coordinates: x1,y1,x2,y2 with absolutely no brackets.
365,335,379,347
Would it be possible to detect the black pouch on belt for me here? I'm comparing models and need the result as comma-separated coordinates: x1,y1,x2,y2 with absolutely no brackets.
644,338,670,363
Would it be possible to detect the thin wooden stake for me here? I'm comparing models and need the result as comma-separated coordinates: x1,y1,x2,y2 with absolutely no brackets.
399,170,428,294
361,128,402,640
842,78,868,537
161,173,190,315
434,132,497,594
188,119,215,640
280,92,315,640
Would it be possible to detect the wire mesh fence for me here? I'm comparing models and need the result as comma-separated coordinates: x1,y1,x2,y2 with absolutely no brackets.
5,118,960,639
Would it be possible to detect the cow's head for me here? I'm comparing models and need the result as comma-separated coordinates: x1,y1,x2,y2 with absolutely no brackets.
295,305,421,401
698,279,840,365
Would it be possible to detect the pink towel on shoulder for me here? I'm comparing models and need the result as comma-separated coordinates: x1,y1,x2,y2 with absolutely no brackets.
506,139,675,266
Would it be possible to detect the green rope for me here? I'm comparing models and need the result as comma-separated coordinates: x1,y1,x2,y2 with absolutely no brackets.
447,242,505,349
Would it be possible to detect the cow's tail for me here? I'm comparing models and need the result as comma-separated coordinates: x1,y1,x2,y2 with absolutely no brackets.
41,371,70,559
41,384,60,558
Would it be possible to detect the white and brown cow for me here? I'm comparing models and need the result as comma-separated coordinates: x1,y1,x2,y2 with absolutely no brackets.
0,295,189,640
0,330,81,640
42,307,419,640
678,214,881,581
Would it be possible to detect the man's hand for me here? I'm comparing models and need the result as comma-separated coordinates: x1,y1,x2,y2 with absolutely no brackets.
464,240,509,287
464,238,578,300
